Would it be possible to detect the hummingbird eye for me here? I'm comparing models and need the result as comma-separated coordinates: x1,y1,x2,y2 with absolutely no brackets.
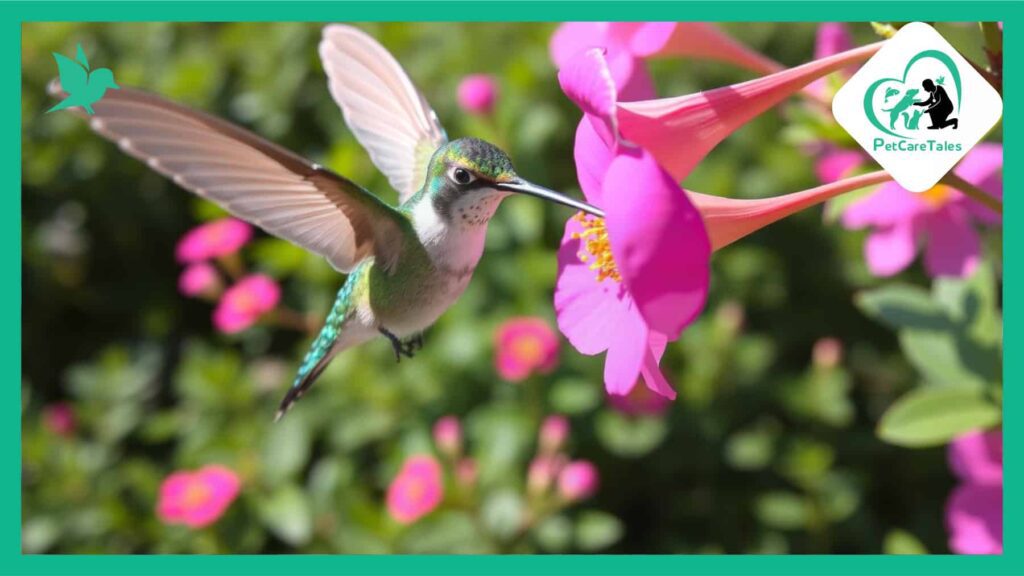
449,167,476,186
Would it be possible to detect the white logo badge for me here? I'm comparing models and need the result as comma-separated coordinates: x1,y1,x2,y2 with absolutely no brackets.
832,22,1003,192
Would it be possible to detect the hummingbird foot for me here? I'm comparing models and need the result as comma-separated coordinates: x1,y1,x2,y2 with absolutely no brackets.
379,328,421,362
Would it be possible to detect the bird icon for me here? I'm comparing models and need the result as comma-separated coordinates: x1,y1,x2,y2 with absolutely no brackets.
47,43,119,115
51,25,602,420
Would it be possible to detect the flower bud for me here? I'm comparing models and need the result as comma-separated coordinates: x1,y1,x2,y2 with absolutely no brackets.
457,74,498,115
539,415,569,453
813,337,843,369
557,460,599,502
455,458,477,487
432,416,462,457
527,455,563,495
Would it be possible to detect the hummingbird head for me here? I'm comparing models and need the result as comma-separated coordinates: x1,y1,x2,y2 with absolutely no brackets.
425,137,603,226
88,68,120,91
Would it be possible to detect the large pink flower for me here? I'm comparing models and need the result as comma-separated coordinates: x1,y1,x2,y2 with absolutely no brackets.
550,22,781,100
946,430,1002,554
212,274,281,334
494,317,560,381
156,465,241,529
841,144,1002,278
386,455,443,525
175,217,252,263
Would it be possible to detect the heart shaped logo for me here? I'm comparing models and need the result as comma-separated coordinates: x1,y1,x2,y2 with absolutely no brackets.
862,50,961,140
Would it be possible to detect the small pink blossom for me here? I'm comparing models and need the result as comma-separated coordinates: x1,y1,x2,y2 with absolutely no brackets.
386,455,443,525
156,465,240,528
456,74,499,115
455,458,477,487
212,274,281,334
42,403,75,436
808,23,855,98
947,430,1002,554
175,218,252,264
527,454,565,495
557,460,599,501
841,144,1002,278
178,262,222,298
494,317,560,381
432,416,462,457
812,338,843,369
539,415,570,453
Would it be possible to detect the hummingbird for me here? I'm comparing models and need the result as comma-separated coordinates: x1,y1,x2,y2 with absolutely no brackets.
47,43,119,115
51,24,603,420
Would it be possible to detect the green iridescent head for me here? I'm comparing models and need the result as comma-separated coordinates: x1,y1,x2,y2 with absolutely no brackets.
424,137,604,225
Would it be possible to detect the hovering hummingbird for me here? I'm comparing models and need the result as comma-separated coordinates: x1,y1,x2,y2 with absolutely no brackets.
51,24,603,419
47,43,119,115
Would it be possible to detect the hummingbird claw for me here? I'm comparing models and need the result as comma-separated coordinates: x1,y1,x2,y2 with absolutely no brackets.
379,327,420,363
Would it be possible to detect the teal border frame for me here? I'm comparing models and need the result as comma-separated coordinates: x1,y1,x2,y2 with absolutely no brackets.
8,1,1015,573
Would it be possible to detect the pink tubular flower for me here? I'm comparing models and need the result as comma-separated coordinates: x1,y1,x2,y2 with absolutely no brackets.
841,144,1002,278
178,262,221,298
42,403,75,436
494,317,560,381
550,22,781,100
947,430,1002,554
557,460,599,501
386,455,443,525
432,416,462,457
457,74,498,115
156,465,240,528
539,415,570,453
175,218,252,264
212,274,281,334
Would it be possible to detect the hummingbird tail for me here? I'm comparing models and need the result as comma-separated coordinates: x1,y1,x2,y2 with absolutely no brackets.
275,355,332,422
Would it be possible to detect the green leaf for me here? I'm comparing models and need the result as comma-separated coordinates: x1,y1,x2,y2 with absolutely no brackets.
549,378,601,415
535,515,573,553
575,511,624,552
898,330,991,389
884,529,928,554
755,492,810,530
262,415,311,485
481,490,525,542
595,411,668,458
877,387,1001,448
398,511,492,554
856,285,949,331
258,484,313,547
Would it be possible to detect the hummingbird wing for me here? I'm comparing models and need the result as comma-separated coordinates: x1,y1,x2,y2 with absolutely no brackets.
49,82,411,274
319,24,448,204
53,53,87,92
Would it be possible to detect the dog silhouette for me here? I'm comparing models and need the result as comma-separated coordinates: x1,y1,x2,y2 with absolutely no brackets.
882,88,921,130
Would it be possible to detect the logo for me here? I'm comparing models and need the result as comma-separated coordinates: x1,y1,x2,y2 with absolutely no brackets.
833,23,1002,192
47,43,119,115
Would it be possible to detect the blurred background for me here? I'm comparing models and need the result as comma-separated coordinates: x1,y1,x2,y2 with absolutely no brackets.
21,22,1001,554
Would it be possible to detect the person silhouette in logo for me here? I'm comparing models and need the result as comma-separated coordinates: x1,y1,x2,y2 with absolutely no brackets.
914,78,958,129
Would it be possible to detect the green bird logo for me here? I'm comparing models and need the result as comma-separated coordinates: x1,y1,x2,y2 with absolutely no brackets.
47,43,119,115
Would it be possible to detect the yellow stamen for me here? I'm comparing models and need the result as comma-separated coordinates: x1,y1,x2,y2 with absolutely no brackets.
183,480,212,508
920,184,954,208
571,212,621,283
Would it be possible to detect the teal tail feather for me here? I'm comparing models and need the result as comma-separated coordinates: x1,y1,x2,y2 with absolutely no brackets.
274,267,365,421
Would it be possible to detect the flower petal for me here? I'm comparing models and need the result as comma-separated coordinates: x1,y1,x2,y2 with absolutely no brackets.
603,149,710,339
841,181,922,229
949,430,1002,485
550,22,611,69
815,149,865,184
554,218,631,355
923,209,981,278
947,484,1003,554
640,331,676,400
631,22,781,75
573,119,614,204
953,143,1003,224
603,302,648,396
558,48,619,147
863,220,918,277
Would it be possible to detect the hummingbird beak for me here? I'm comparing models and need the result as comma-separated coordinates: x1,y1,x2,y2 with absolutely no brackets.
497,180,605,218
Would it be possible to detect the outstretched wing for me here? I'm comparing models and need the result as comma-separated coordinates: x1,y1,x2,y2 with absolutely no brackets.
49,82,410,274
53,53,87,90
319,24,448,204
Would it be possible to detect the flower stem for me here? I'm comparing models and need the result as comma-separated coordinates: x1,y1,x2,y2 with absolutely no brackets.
942,171,1003,215
270,307,318,334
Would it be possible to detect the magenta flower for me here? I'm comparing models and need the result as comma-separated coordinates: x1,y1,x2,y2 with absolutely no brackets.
947,430,1002,554
550,22,781,100
156,465,240,528
432,416,462,457
175,217,252,264
212,274,281,334
178,262,222,298
456,74,498,115
494,317,560,382
386,455,443,525
557,460,599,501
539,415,570,453
815,147,866,184
41,403,76,437
841,144,1002,277
607,383,672,416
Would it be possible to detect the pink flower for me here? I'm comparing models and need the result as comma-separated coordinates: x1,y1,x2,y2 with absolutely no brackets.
212,274,281,334
42,403,75,436
432,416,462,457
175,218,252,264
494,317,560,381
607,383,672,416
815,147,866,184
178,262,221,298
557,460,599,501
456,74,498,115
386,455,443,525
550,22,780,101
527,454,565,495
156,465,240,528
808,23,855,98
455,458,477,487
946,430,1002,554
539,415,570,453
812,337,843,369
841,144,1003,278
